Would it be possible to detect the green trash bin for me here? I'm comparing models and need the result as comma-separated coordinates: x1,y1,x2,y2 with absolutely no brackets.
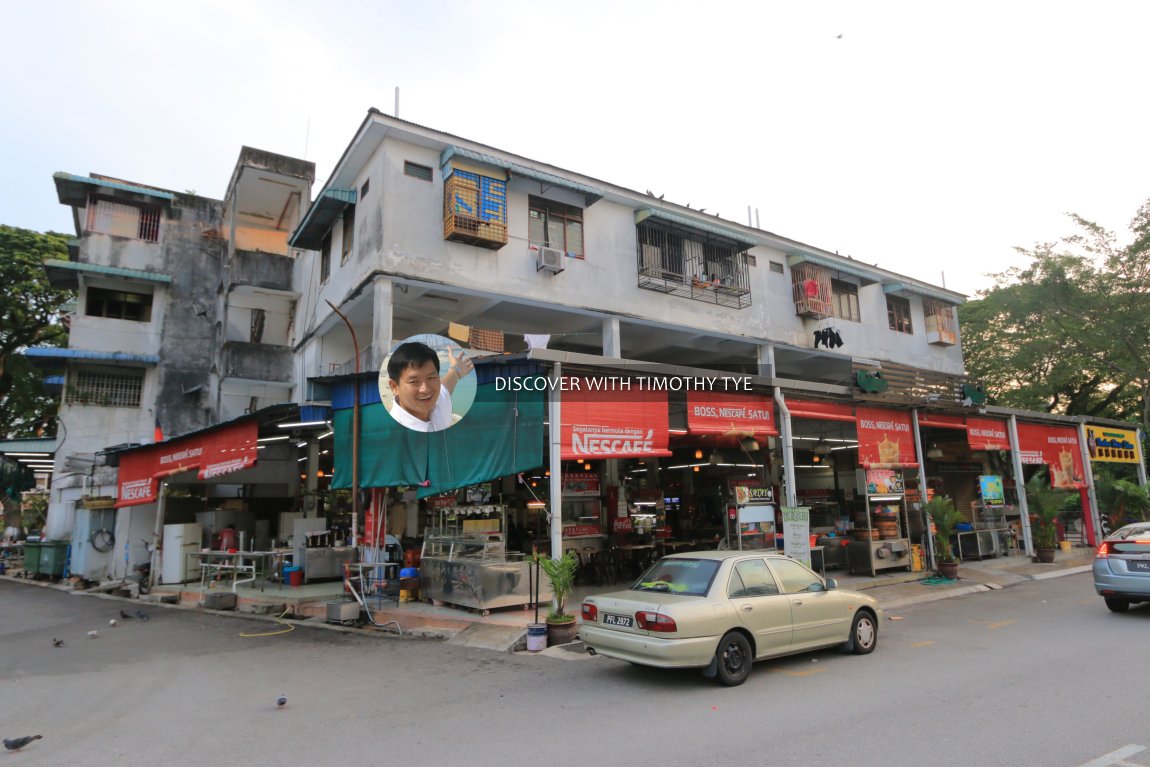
38,541,68,578
22,541,42,576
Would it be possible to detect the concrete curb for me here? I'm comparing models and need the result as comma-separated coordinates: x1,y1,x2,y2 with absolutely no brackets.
872,560,1093,610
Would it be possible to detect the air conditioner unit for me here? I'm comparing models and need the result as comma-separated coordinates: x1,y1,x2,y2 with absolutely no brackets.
534,245,565,274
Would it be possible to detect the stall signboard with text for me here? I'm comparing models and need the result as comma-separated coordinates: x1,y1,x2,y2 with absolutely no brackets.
560,380,671,460
979,475,1005,506
1016,422,1086,489
735,485,774,505
855,407,917,468
562,472,601,496
1085,425,1140,464
781,507,811,567
686,391,778,438
563,524,601,538
864,469,904,495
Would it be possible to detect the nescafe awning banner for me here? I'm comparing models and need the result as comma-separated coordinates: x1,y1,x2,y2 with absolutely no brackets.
1015,421,1086,489
966,417,1010,451
855,406,918,468
687,391,778,438
561,380,671,459
116,421,259,507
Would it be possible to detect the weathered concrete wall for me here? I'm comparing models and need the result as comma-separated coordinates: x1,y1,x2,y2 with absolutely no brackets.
232,249,294,291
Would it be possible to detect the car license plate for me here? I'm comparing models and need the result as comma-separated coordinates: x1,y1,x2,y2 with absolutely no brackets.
1130,560,1150,572
602,612,633,628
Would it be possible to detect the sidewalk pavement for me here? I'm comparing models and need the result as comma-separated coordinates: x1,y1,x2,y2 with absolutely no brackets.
1,545,1097,654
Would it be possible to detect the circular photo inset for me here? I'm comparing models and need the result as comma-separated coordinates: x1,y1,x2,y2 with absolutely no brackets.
379,334,477,432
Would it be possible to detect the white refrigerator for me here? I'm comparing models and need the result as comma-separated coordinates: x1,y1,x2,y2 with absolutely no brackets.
162,523,203,584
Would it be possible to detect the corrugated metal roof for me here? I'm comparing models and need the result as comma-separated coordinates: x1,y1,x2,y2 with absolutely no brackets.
441,146,604,205
288,188,357,250
53,172,176,205
635,208,757,249
44,259,172,287
23,347,161,365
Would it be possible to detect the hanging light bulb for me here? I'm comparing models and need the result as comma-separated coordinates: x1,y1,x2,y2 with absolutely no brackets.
813,439,832,456
709,450,722,465
926,443,944,460
694,448,703,460
693,465,700,472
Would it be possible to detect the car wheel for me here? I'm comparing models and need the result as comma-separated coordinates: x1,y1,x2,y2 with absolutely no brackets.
714,631,752,686
848,611,877,654
1104,597,1130,613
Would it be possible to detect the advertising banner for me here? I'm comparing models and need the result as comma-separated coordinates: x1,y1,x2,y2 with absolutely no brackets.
686,391,778,437
781,507,811,567
560,380,671,460
1015,422,1086,489
1085,425,1140,463
855,406,917,468
966,417,1011,451
562,472,601,496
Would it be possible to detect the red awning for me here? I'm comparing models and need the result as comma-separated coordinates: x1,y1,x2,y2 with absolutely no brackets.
855,406,919,469
1015,421,1086,489
560,379,672,460
115,421,259,507
686,391,778,438
918,413,967,429
966,416,1010,451
786,398,855,423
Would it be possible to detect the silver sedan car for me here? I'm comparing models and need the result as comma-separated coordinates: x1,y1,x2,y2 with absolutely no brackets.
580,550,881,686
1093,522,1150,612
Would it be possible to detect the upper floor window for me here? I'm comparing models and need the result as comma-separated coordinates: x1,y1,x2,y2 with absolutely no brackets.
320,233,331,284
442,169,508,249
340,206,355,264
635,219,751,309
887,295,913,334
86,287,153,322
86,196,161,242
790,262,832,318
404,161,433,182
65,367,144,408
528,197,584,258
832,280,860,322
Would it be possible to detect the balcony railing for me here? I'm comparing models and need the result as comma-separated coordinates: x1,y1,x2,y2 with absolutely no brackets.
635,223,751,309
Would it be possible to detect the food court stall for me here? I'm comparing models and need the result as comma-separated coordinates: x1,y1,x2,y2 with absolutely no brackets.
419,504,547,613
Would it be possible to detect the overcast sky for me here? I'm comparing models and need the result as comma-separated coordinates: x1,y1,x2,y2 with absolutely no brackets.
2,0,1146,298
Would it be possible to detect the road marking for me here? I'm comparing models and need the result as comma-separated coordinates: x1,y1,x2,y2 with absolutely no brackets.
910,640,935,648
986,619,1017,629
1077,744,1146,767
769,666,828,677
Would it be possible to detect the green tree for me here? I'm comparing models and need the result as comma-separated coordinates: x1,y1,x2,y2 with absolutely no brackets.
960,199,1150,429
0,225,73,439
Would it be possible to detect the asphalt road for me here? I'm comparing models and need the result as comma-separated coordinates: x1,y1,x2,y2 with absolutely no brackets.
2,575,1148,767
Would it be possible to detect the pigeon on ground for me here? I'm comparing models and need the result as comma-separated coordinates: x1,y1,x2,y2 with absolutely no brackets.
276,695,287,708
52,638,64,648
3,735,42,751
120,609,135,620
87,630,99,638
109,619,117,627
135,610,150,621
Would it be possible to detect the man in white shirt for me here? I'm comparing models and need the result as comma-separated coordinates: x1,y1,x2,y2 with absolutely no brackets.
385,341,473,432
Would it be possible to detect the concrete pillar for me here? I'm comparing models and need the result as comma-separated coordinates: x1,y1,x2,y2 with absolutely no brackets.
602,317,621,359
757,344,775,378
303,440,320,516
371,277,394,371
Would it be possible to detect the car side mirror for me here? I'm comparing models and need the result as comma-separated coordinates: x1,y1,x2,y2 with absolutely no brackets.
824,577,838,591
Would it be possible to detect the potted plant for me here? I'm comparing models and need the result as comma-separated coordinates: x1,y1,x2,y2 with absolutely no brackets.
1026,472,1069,563
529,550,580,646
924,495,963,579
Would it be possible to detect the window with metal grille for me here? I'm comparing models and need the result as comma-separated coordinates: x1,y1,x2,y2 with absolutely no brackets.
887,295,913,334
404,161,433,182
86,287,153,322
340,205,355,264
320,233,331,283
635,220,751,308
924,300,957,344
528,196,584,258
745,254,757,267
86,196,161,242
832,280,861,322
65,368,144,407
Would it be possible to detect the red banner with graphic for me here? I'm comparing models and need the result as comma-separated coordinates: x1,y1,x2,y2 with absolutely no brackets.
785,398,856,422
1015,422,1086,489
966,417,1010,451
686,391,778,437
855,406,918,468
560,381,671,459
116,421,259,507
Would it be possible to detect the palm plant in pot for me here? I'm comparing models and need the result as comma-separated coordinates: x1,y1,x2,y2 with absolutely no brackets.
925,495,963,580
529,550,580,646
1026,472,1069,563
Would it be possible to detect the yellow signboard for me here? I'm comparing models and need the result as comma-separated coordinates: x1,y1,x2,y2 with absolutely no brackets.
1085,425,1141,464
